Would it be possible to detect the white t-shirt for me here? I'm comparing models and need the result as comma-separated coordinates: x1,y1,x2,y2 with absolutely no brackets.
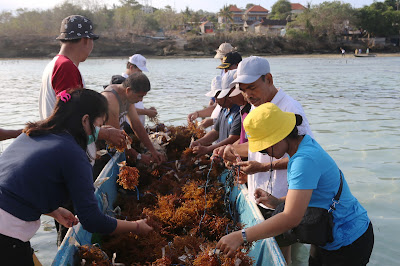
247,89,314,208
0,208,40,242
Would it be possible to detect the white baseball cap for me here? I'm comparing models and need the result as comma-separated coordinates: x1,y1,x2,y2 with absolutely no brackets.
214,42,235,59
217,69,237,99
205,76,222,97
229,56,270,87
128,54,149,72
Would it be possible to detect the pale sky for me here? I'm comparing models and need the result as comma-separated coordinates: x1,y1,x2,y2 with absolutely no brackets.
0,0,376,13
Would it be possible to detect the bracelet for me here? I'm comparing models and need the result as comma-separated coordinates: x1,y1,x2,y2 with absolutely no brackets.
241,229,248,244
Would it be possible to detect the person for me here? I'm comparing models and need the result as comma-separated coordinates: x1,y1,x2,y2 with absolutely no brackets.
216,103,374,266
214,42,235,60
216,51,242,73
0,128,22,141
38,14,126,246
121,54,157,126
190,70,241,156
0,89,153,266
216,56,313,263
38,14,126,157
340,47,345,57
366,48,370,54
102,72,164,165
187,51,243,129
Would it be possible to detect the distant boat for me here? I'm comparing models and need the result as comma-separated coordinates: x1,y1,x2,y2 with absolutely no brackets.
354,54,377,57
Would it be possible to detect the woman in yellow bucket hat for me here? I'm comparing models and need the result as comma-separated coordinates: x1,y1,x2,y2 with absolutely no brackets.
216,103,374,265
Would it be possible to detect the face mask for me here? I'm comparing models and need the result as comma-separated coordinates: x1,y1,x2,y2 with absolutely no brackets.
88,126,100,145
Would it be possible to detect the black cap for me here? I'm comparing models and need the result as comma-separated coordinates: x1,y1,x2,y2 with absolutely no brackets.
217,52,242,69
103,75,126,89
56,15,99,41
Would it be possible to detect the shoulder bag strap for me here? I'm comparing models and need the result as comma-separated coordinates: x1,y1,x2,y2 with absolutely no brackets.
329,169,343,213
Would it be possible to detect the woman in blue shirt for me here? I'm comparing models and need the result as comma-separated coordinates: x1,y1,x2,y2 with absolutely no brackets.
216,103,374,265
0,89,152,265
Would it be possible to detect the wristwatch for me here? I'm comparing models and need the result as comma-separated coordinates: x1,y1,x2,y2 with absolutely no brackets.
136,153,142,161
241,229,248,244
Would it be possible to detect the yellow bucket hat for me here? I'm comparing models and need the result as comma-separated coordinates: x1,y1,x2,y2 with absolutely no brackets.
243,103,296,153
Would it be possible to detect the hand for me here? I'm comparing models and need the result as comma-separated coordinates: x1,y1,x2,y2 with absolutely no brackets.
146,107,158,118
211,145,226,162
199,118,214,129
150,150,165,164
237,172,248,184
236,161,265,175
223,144,240,164
190,140,201,148
254,188,280,209
216,231,243,257
139,154,152,165
192,145,209,157
102,127,126,147
46,207,79,228
187,111,199,122
135,219,153,235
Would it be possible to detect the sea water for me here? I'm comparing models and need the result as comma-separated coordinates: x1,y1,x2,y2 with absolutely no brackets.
0,55,399,265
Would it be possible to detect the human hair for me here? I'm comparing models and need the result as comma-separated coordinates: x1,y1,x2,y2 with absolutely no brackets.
24,89,108,151
126,62,139,70
122,72,150,93
287,114,304,139
261,75,266,82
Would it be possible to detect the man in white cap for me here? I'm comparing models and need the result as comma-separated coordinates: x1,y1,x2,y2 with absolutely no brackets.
122,54,157,126
221,56,313,264
190,71,241,156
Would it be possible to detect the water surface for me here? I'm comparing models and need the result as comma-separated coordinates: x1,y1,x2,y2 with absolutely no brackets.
0,55,399,265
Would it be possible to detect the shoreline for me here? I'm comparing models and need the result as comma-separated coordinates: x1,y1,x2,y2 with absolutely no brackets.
0,52,399,61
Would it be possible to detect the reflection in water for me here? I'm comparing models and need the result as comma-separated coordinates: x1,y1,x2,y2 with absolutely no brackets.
0,56,399,265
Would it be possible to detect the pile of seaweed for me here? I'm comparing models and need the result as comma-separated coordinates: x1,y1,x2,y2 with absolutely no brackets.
78,122,253,266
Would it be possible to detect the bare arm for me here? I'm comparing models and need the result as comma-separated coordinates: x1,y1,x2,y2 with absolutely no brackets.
112,219,153,236
236,157,289,175
136,107,157,118
0,128,22,141
216,189,312,257
190,129,219,147
187,103,217,122
128,104,164,163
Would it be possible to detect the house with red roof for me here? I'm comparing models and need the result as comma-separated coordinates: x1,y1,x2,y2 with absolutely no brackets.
290,3,306,15
244,5,269,21
200,21,214,34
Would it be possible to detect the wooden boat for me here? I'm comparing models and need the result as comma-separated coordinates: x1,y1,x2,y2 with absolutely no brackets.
52,152,286,265
354,54,377,57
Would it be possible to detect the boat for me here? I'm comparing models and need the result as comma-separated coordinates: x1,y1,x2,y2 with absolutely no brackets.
52,152,286,265
354,54,377,57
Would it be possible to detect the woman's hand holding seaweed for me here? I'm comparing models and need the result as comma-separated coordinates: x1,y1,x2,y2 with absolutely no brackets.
236,161,265,175
135,219,153,235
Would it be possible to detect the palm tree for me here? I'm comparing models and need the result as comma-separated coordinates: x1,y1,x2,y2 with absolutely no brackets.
219,5,233,30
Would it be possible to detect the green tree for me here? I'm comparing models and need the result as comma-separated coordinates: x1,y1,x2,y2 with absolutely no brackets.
357,1,400,37
290,1,356,41
246,3,255,10
270,0,292,20
219,4,233,30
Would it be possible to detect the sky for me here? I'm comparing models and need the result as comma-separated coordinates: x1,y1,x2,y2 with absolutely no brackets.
0,0,377,13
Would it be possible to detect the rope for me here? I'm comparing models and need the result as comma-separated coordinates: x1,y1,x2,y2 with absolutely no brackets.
198,158,214,229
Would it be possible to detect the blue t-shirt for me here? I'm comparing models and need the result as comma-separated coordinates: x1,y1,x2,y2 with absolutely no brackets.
0,133,117,235
288,135,370,250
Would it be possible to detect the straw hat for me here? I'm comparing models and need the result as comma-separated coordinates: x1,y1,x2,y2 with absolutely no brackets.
214,42,236,59
243,103,296,152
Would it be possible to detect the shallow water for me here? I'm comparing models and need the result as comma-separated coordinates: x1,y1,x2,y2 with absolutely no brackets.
0,55,399,265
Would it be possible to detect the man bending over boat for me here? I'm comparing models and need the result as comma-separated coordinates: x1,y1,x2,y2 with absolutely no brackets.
102,72,165,165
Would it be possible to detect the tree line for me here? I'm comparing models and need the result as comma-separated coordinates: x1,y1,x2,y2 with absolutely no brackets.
0,0,399,40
